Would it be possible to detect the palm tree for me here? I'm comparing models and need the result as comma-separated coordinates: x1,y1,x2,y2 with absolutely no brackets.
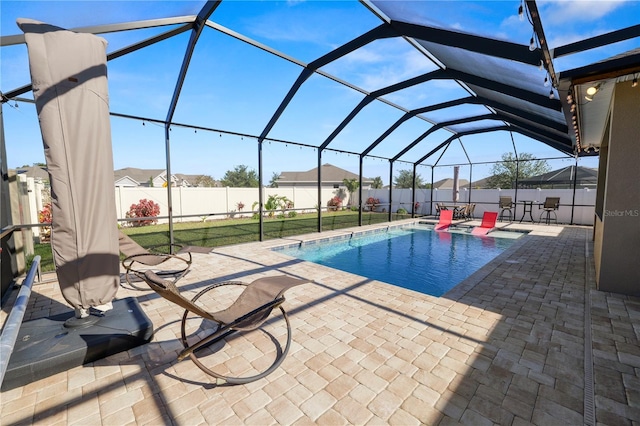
269,172,280,188
342,178,359,207
371,176,383,189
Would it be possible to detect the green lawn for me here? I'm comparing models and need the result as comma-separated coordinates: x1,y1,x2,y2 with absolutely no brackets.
27,211,411,273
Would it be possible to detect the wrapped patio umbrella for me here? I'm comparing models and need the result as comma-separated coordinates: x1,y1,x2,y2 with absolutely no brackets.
18,19,119,319
452,166,460,203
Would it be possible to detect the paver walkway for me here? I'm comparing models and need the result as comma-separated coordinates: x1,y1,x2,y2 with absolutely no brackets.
2,222,639,425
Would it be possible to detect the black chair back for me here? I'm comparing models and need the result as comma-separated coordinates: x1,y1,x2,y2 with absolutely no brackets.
543,197,560,209
499,196,513,208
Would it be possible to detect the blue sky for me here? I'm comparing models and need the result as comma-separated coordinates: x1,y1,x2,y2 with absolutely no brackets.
2,0,638,185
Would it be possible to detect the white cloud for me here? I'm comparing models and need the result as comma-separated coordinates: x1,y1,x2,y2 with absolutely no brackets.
539,0,626,26
326,38,438,92
340,46,384,65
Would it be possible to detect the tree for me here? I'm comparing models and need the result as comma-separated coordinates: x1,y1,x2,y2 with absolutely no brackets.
193,174,217,187
220,165,259,187
269,172,280,188
371,176,383,189
394,170,425,188
342,178,359,207
487,152,551,189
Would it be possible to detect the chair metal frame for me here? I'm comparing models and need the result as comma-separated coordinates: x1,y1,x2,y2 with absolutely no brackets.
119,231,193,290
140,270,308,385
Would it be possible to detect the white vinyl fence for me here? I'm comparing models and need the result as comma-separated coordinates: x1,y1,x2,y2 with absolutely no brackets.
25,178,596,231
368,187,596,225
113,186,343,223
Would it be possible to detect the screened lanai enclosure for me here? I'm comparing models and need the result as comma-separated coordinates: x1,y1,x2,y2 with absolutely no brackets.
2,1,639,280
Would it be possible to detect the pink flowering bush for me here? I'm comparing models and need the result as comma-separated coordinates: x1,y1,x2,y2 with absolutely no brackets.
38,202,53,241
38,202,52,224
127,199,160,227
327,196,342,210
366,197,380,211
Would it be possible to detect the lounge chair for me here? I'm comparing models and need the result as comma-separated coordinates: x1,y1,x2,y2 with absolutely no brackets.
119,231,196,290
471,211,498,236
139,270,310,385
435,209,453,231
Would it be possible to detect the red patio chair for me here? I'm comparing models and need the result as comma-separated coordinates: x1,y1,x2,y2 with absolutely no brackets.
435,209,453,231
471,211,498,236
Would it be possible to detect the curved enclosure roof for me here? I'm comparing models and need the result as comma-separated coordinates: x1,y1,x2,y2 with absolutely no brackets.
2,0,639,169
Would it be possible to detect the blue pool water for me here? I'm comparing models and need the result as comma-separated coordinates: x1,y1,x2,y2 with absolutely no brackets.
278,227,520,297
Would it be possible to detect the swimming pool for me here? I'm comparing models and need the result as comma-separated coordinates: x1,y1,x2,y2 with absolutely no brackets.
276,226,522,297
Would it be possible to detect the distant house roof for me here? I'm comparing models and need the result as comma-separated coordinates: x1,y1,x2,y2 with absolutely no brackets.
14,165,50,181
469,176,492,189
113,168,216,187
519,166,597,187
278,164,373,186
433,178,470,189
114,168,164,186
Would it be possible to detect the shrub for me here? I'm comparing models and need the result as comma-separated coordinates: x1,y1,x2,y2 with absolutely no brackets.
397,208,408,215
327,196,342,210
252,194,292,218
126,198,160,227
38,202,52,224
366,196,380,211
350,206,359,212
288,211,297,218
236,201,245,211
38,202,53,242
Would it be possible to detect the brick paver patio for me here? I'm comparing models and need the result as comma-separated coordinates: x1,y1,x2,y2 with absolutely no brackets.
2,221,639,425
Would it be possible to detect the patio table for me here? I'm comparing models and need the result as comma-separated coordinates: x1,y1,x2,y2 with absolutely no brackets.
518,200,538,223
441,204,469,219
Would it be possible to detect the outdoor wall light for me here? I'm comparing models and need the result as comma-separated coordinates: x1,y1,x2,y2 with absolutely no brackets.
585,83,602,101
586,85,599,96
